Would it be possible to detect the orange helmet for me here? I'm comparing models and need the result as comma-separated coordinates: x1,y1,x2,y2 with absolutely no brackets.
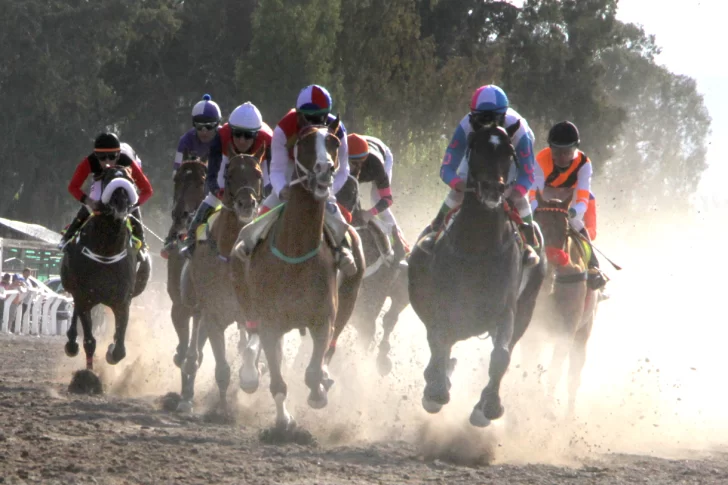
347,134,369,159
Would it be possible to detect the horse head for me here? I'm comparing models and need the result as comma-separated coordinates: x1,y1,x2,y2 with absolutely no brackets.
172,160,207,230
466,125,515,209
293,114,341,201
534,191,573,267
223,146,264,224
99,166,139,221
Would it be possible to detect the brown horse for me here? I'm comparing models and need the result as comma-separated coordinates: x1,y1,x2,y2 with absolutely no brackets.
165,160,207,408
231,117,364,432
339,174,408,376
528,192,599,417
179,148,264,414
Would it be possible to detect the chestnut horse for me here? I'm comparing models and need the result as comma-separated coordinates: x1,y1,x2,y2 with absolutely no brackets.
165,160,207,406
179,148,264,413
231,117,365,432
528,192,599,417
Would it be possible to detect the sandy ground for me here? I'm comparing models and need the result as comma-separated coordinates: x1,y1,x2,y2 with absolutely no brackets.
3,185,728,484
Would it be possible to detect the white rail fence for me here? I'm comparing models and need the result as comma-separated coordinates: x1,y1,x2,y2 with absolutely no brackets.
0,287,73,336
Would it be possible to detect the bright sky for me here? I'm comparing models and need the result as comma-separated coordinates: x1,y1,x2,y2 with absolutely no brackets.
616,0,727,200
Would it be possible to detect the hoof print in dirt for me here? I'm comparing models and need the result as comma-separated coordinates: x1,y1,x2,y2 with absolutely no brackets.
259,425,317,446
202,410,235,425
159,392,182,412
68,369,103,395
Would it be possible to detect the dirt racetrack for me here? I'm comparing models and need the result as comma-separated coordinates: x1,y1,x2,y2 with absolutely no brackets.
2,326,728,485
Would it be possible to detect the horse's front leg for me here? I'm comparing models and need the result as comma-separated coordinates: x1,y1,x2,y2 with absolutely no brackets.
306,318,333,409
377,273,409,376
65,307,80,358
78,308,96,370
260,325,293,430
171,302,190,368
422,326,456,414
106,304,128,365
206,320,231,415
471,308,515,427
178,312,204,412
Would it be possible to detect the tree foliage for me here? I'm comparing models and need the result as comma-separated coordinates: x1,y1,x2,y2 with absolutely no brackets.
0,0,710,230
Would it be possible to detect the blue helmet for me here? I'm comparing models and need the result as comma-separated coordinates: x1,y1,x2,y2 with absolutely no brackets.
470,85,509,114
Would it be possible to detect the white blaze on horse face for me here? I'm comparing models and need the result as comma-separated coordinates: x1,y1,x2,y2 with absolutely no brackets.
489,134,501,148
314,130,334,178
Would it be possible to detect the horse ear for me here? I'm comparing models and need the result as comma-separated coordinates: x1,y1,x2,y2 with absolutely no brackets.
535,189,544,205
328,114,340,135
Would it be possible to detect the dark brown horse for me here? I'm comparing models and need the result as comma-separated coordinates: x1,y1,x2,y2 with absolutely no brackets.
180,148,264,414
165,160,207,409
338,174,408,376
231,117,364,432
62,166,150,372
408,124,546,427
527,192,599,417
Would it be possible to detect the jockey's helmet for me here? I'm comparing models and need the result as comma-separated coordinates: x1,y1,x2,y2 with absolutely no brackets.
296,85,332,125
548,121,580,148
229,102,263,131
192,94,222,124
94,132,121,151
347,134,369,160
469,85,509,128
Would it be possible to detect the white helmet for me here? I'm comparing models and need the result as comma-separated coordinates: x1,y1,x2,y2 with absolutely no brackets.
228,102,262,131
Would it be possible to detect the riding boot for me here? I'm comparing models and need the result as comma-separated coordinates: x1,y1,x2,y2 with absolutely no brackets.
337,237,358,277
416,203,450,253
130,208,147,262
180,200,217,258
58,206,91,249
519,222,540,268
579,228,608,292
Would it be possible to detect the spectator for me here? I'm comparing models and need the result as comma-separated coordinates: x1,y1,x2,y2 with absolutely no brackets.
8,275,27,332
21,268,32,319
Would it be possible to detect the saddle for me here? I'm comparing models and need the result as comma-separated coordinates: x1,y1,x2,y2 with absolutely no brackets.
233,203,350,261
195,206,223,243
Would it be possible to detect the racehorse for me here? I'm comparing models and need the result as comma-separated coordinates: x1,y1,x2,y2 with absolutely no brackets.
408,124,546,427
528,191,599,416
62,166,150,371
231,116,364,432
337,174,408,376
166,160,207,407
180,148,265,414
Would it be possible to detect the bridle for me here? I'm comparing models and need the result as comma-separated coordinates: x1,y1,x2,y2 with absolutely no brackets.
290,125,339,193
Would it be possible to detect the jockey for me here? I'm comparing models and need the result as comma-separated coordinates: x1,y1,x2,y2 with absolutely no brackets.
530,121,608,291
423,84,539,267
179,101,272,256
59,133,153,260
173,94,222,171
345,133,409,261
162,95,222,256
252,84,355,276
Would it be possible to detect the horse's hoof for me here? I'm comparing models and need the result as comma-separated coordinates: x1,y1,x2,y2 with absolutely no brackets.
307,388,328,410
106,343,126,365
422,396,444,414
322,377,335,392
469,406,492,428
68,369,103,395
239,364,260,394
485,403,505,421
65,341,79,357
173,352,184,368
377,354,393,376
176,400,193,414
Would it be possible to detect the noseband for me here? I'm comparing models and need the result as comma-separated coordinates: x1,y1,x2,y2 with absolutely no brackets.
291,126,339,193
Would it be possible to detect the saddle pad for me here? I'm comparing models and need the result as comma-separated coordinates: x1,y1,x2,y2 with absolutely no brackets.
236,203,286,253
196,208,222,242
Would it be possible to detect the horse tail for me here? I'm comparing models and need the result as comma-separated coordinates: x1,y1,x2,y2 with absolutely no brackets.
132,257,152,298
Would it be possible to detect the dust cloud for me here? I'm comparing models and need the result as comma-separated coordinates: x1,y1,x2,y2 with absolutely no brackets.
51,178,728,467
